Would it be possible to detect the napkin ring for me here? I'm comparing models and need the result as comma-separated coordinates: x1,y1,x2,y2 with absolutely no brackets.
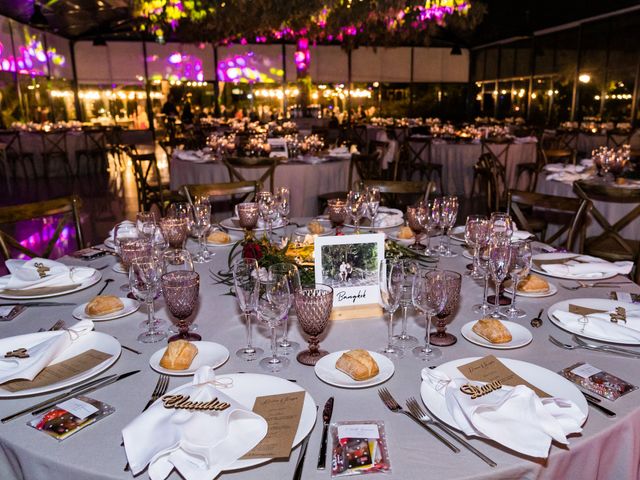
5,348,29,359
610,307,627,324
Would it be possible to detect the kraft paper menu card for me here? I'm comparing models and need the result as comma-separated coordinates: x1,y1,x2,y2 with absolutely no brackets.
568,304,607,316
0,349,112,392
532,256,579,270
457,355,550,398
241,391,305,459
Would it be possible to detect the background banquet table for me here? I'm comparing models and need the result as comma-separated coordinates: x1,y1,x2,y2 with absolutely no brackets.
1,227,640,480
169,157,351,217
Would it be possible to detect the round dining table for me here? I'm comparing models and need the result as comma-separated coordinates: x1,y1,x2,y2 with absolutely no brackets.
0,227,639,480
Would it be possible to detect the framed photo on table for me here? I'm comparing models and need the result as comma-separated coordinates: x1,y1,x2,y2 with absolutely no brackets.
314,233,385,318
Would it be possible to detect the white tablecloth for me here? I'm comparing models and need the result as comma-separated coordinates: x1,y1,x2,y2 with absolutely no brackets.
0,231,640,480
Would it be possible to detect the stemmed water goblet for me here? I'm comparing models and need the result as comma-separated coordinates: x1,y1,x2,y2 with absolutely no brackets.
129,257,166,343
275,187,290,226
488,237,513,319
429,270,462,346
162,270,201,342
268,263,301,354
346,190,367,233
465,215,489,279
327,199,347,234
438,196,459,257
378,259,404,357
159,217,188,250
393,259,419,347
412,269,447,361
236,202,259,239
501,240,532,319
258,272,292,372
294,284,333,365
233,258,264,361
406,203,427,251
190,203,212,263
366,186,381,229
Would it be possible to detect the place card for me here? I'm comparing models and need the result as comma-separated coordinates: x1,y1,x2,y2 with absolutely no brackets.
568,304,607,316
0,349,112,392
457,355,550,398
241,391,305,460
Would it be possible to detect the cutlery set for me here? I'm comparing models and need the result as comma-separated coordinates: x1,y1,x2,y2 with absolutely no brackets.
560,281,631,291
548,335,640,358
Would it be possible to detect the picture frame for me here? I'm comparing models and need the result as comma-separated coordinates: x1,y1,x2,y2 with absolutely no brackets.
314,233,385,309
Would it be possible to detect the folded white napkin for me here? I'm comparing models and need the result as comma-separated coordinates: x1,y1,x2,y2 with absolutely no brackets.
511,230,533,241
541,255,633,278
421,369,585,458
0,320,94,383
108,220,136,240
551,309,640,342
546,172,591,184
375,212,402,228
123,367,268,480
0,258,95,291
175,150,212,163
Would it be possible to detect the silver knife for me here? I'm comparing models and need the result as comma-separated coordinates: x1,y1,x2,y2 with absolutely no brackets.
30,370,140,416
317,397,334,470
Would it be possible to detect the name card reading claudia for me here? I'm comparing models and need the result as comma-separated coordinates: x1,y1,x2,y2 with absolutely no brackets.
161,394,230,411
460,380,502,399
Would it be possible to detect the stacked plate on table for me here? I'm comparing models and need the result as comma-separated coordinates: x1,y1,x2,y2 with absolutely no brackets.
532,253,632,280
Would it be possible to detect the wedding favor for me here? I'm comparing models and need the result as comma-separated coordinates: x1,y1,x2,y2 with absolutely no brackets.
330,421,391,477
560,362,637,401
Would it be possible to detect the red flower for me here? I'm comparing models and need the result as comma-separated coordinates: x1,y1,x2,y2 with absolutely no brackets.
243,242,263,261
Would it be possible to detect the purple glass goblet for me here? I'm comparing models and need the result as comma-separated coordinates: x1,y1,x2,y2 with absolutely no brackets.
236,202,259,239
159,218,188,249
430,270,462,347
294,284,333,366
161,270,201,342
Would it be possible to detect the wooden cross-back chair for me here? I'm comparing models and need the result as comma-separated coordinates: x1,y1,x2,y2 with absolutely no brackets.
0,130,36,178
362,180,436,210
606,130,632,149
556,129,579,153
574,180,640,282
41,130,72,178
400,136,444,192
181,181,260,206
223,157,279,193
126,146,175,214
350,125,369,151
0,195,84,260
368,140,397,180
472,152,508,213
515,143,546,192
507,190,590,252
76,128,108,175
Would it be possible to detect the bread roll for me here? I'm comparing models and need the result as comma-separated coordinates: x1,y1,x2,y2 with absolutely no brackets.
208,231,231,244
307,221,325,234
85,295,124,316
472,318,512,344
517,274,549,293
397,226,415,239
335,349,379,381
159,340,198,370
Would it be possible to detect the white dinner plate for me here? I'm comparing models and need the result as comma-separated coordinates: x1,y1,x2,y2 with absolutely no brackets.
547,298,640,345
162,373,317,471
448,225,466,243
112,263,127,274
420,357,588,431
460,320,533,349
314,350,395,388
0,269,102,300
72,297,140,321
149,341,230,376
103,238,116,250
387,231,414,246
219,217,285,232
206,231,243,247
504,280,558,298
0,331,121,397
531,253,617,281
345,207,404,230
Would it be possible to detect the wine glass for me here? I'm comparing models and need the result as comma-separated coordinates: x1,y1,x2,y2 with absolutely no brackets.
488,237,513,319
136,212,157,240
258,272,292,372
129,257,166,343
429,270,462,346
276,187,290,226
115,223,151,292
366,186,381,228
439,196,459,257
346,190,367,233
489,212,513,240
159,217,188,250
268,263,301,353
294,284,333,366
161,270,201,342
190,203,212,263
412,269,447,361
501,240,532,319
464,215,489,279
327,199,347,234
233,258,264,360
423,199,439,257
257,191,278,240
167,202,190,220
472,245,494,315
393,259,419,347
161,249,194,274
236,202,259,239
378,259,404,357
406,203,427,251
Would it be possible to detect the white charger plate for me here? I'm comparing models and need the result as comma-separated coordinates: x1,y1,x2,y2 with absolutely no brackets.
162,373,317,471
420,357,588,431
547,298,640,345
531,253,617,281
314,350,394,388
0,268,102,300
112,263,127,274
504,280,558,298
149,341,230,376
219,217,286,232
0,331,121,397
206,231,243,247
72,297,140,321
448,225,466,243
460,320,533,349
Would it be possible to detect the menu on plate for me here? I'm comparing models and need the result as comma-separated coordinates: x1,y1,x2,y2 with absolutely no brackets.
457,355,550,398
568,304,607,316
241,391,305,460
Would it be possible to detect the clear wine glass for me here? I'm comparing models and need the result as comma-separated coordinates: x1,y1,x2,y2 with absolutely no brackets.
268,263,301,354
489,212,513,240
472,244,494,315
136,212,157,240
190,203,212,263
162,270,201,342
379,259,404,357
423,199,439,257
129,257,166,343
439,196,459,257
161,249,194,274
412,269,447,361
257,191,278,240
501,240,532,319
464,215,489,279
276,187,290,226
346,190,367,233
488,237,513,318
258,272,292,372
366,186,381,228
393,259,419,347
233,258,264,360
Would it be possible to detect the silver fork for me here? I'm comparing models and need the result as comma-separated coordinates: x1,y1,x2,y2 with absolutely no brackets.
123,375,170,471
549,335,640,358
559,283,582,291
406,397,496,467
377,388,459,453
572,335,640,358
38,319,66,332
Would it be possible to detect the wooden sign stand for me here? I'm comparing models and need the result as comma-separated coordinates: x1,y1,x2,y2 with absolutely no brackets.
330,304,383,321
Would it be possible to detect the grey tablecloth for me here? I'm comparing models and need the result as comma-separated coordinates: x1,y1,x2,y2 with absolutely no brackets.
1,230,640,480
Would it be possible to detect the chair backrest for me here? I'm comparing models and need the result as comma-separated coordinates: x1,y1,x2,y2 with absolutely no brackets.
41,131,68,156
223,157,279,193
481,138,513,168
363,179,436,209
0,195,84,260
83,128,107,152
181,181,260,205
556,130,579,151
574,180,640,257
349,152,384,188
507,189,590,252
474,152,507,212
606,130,632,148
0,131,21,157
125,147,164,212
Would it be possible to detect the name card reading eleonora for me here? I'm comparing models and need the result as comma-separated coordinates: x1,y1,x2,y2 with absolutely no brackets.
162,394,231,411
314,233,385,308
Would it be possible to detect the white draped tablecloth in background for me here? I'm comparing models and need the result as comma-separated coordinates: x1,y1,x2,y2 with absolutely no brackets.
0,230,640,480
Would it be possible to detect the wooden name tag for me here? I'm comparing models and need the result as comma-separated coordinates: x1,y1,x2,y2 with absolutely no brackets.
460,380,502,399
161,394,230,411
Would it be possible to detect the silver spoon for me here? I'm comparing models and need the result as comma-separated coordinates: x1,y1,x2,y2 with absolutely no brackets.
530,308,544,328
96,278,114,296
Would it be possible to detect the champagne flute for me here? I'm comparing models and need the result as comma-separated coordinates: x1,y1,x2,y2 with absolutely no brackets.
258,272,292,372
379,259,404,357
412,269,447,361
472,244,494,315
423,199,439,257
276,187,290,226
190,203,212,263
366,186,381,228
268,263,301,353
346,190,367,233
501,240,532,319
129,257,166,343
464,215,488,279
488,237,512,318
233,258,264,360
439,196,459,257
393,259,419,347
